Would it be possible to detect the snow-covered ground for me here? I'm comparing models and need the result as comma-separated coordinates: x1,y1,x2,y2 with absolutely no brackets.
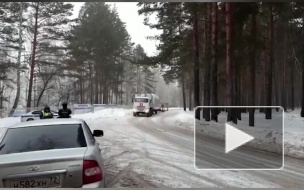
166,109,304,159
82,108,283,187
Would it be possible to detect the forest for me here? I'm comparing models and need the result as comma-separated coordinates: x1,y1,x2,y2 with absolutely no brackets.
0,2,159,116
137,2,304,125
0,2,304,124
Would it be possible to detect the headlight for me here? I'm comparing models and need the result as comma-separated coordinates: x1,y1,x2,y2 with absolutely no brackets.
133,109,137,112
145,109,149,113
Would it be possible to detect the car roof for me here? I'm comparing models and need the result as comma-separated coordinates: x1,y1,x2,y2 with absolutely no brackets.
6,118,84,129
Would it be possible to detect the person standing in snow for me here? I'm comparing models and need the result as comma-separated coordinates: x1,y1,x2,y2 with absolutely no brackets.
40,106,54,119
58,102,72,118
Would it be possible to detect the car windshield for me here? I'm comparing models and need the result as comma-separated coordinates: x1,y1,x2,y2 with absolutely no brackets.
10,110,26,117
134,98,149,103
0,124,87,155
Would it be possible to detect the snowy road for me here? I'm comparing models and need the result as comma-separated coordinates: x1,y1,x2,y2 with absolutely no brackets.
84,109,304,188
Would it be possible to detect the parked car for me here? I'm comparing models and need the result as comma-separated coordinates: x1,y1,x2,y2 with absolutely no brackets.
21,110,59,122
10,110,26,117
0,119,105,188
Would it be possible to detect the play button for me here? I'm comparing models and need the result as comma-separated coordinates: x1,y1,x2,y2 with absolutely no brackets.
225,123,254,153
195,106,283,169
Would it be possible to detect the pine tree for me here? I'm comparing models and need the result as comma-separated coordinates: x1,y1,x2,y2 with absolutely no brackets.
26,2,74,109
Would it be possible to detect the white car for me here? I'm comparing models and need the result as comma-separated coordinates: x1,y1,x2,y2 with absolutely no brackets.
21,110,59,122
0,119,105,188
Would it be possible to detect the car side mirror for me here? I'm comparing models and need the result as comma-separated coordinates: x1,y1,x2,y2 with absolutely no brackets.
131,98,134,102
93,130,103,137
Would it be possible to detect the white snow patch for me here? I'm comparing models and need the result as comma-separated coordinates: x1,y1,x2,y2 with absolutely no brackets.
72,108,128,120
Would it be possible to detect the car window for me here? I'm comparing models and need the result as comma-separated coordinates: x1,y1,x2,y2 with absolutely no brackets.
11,110,26,117
134,98,149,103
0,124,87,155
32,111,41,114
83,122,95,144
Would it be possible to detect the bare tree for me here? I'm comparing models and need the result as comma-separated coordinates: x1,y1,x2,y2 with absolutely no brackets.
10,2,25,116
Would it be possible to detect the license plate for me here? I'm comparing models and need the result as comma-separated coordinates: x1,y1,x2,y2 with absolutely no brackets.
9,175,60,188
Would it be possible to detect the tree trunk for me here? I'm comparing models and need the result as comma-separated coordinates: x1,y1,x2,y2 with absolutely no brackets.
89,63,93,104
120,80,123,105
301,63,304,116
115,81,118,104
204,3,211,122
10,2,23,116
249,11,256,127
94,68,99,104
136,65,140,93
237,72,241,120
36,88,46,107
36,75,54,107
211,2,218,122
0,82,3,109
110,81,113,104
274,60,279,110
266,5,273,119
301,14,304,117
79,78,82,104
182,74,187,111
291,60,295,110
281,28,287,111
188,76,192,111
192,5,201,119
103,80,108,104
99,75,103,104
225,2,233,122
232,73,238,124
260,50,266,112
26,3,39,111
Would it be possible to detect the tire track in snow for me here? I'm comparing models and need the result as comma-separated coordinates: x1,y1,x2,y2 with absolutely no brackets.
106,162,135,187
104,118,227,187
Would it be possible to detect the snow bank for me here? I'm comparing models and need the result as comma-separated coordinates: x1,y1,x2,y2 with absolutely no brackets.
169,111,194,130
283,109,304,158
72,108,129,120
168,109,304,159
196,112,283,154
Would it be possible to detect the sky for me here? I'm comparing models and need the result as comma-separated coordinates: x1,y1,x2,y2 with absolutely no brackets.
70,2,160,57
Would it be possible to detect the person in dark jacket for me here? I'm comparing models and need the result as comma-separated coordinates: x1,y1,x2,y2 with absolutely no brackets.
58,102,72,118
40,106,54,119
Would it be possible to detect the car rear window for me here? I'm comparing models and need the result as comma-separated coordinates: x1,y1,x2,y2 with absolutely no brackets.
0,124,87,155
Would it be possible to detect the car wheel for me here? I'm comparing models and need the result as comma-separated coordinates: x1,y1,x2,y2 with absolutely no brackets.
27,118,34,121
